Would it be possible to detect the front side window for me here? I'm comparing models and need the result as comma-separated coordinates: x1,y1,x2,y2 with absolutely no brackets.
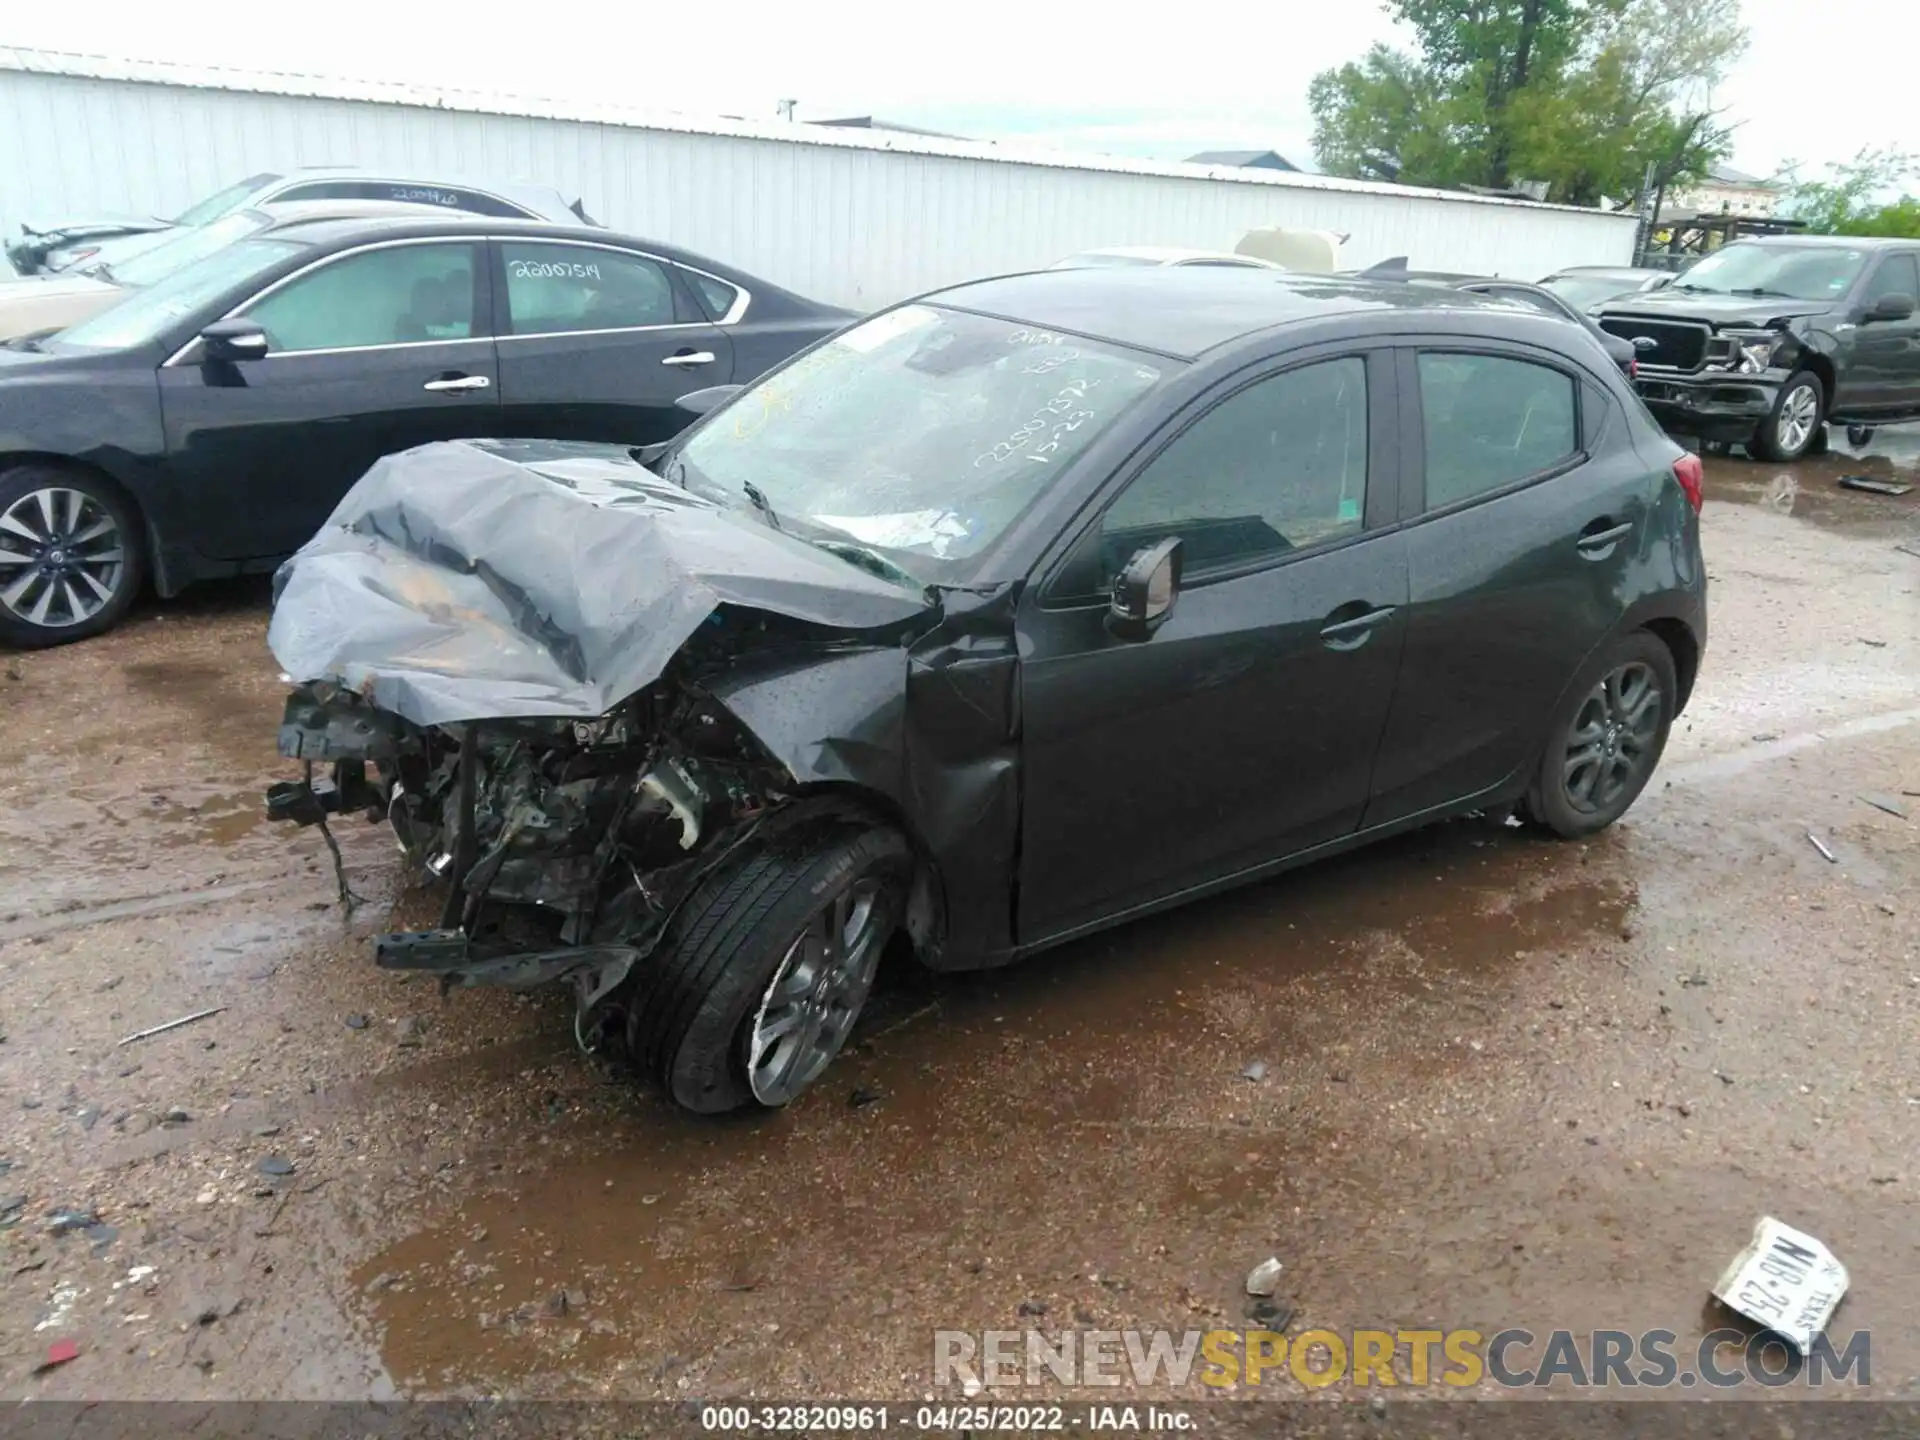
666,305,1167,582
243,242,479,352
55,237,306,351
1860,254,1920,306
1097,357,1368,579
1419,352,1577,510
502,243,676,334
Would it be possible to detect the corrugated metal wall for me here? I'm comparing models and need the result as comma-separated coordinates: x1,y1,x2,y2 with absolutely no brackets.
0,65,1638,306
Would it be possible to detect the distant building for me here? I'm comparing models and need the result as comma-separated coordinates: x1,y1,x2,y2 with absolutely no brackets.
1670,163,1783,219
809,116,974,141
1187,149,1300,173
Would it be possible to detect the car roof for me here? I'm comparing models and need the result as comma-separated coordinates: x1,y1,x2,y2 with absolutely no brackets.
1545,265,1666,279
925,267,1521,360
1729,234,1916,250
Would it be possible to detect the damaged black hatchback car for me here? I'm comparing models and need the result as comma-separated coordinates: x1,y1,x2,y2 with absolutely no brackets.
266,268,1708,1113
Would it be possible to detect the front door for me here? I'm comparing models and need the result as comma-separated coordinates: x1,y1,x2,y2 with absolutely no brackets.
490,239,736,449
1847,251,1920,417
1017,350,1409,943
159,238,497,559
1366,346,1654,824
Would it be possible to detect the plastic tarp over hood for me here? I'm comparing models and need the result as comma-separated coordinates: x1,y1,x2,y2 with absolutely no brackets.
267,439,932,727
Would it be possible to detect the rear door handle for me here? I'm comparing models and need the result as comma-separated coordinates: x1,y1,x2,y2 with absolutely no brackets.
422,374,490,393
1576,518,1633,555
1319,603,1397,650
661,351,716,367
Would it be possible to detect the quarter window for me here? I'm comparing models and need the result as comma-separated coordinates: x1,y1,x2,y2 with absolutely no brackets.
242,242,479,352
502,243,676,334
1417,352,1577,509
688,272,742,321
1098,356,1368,579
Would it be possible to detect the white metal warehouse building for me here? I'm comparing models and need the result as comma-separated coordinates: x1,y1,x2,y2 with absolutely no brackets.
0,47,1637,308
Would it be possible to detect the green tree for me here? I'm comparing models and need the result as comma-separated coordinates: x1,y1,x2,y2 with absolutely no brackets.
1784,149,1920,238
1308,0,1745,204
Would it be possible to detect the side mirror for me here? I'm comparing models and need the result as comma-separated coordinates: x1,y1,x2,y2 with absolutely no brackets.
1106,537,1183,642
199,317,269,361
675,383,743,418
1866,292,1915,323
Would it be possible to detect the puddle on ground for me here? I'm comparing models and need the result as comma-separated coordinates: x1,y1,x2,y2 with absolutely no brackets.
1699,442,1918,536
355,818,1636,1392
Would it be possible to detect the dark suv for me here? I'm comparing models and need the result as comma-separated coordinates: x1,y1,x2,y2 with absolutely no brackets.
265,268,1707,1113
1595,236,1920,459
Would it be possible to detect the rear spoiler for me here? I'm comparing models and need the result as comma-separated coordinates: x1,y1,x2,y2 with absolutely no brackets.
569,198,602,227
1355,256,1410,279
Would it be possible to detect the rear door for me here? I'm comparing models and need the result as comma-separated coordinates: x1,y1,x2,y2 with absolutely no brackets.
1366,344,1652,825
490,238,735,448
158,237,498,559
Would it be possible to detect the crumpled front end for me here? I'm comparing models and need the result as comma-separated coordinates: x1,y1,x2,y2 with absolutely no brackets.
263,439,936,1034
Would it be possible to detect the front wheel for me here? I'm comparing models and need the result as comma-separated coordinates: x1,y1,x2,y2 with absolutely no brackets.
1752,372,1825,462
0,465,145,648
628,820,912,1113
1523,632,1677,839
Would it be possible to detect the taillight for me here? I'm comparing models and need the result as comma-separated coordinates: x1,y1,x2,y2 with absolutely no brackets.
1672,452,1704,513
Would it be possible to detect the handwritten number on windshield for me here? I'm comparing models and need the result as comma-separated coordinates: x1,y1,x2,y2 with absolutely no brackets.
974,377,1102,469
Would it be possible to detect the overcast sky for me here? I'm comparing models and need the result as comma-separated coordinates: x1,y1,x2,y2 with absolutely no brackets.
4,0,1911,185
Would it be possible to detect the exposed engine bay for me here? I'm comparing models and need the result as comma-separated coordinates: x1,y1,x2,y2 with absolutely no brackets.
269,612,854,1047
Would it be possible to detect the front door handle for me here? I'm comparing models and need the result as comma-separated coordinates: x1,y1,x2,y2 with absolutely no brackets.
661,350,716,368
1319,602,1397,651
422,374,491,393
1576,517,1633,556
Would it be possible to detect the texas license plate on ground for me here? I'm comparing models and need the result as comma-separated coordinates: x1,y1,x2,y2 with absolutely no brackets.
1711,1216,1849,1354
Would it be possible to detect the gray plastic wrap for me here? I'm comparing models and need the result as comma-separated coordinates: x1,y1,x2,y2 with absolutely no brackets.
266,440,930,726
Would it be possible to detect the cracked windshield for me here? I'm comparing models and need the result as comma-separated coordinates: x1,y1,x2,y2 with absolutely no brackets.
669,304,1165,577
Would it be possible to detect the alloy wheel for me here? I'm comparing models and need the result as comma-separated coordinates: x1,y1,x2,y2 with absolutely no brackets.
1777,384,1819,455
747,878,887,1105
1562,661,1662,814
0,486,127,630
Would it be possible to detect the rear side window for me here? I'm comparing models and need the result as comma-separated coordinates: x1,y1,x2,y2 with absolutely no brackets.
502,242,676,334
1417,352,1577,510
276,180,534,219
1098,356,1368,578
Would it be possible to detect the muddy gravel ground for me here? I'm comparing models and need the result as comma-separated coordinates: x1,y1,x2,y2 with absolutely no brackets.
1,441,1917,1415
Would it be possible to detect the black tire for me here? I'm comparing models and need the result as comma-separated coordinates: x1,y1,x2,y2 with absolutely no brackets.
1523,631,1677,840
0,464,145,648
1751,371,1825,462
629,819,912,1113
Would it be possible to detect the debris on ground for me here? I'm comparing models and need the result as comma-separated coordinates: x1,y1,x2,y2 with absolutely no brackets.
45,1208,100,1236
1240,1061,1268,1082
1807,832,1838,863
116,1007,222,1045
34,1338,80,1373
1837,475,1913,496
344,1013,369,1031
1248,1298,1293,1329
161,1108,191,1126
1859,793,1910,819
848,1087,882,1109
1245,1257,1284,1297
255,1156,295,1178
393,1016,427,1047
1711,1216,1848,1355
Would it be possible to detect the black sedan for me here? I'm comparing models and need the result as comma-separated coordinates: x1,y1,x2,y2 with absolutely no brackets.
265,267,1708,1113
0,216,852,646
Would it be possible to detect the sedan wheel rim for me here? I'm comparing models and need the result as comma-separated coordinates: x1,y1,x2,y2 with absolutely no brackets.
1562,661,1662,814
747,878,887,1105
0,487,125,629
1779,385,1818,452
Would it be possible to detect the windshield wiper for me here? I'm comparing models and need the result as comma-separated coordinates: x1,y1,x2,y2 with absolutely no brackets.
809,538,920,590
741,481,783,532
1729,286,1793,298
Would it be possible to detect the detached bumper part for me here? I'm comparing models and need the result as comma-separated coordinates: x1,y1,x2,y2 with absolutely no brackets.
263,760,382,828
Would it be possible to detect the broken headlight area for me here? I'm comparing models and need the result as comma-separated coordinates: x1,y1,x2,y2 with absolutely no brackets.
1709,327,1801,375
267,667,796,1043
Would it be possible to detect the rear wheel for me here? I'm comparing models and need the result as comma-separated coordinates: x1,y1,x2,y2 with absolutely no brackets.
1523,632,1677,839
0,465,144,648
1752,372,1824,462
628,819,911,1113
